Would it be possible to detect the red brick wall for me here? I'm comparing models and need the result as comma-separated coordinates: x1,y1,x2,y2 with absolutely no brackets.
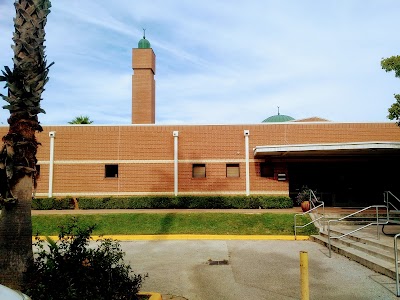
0,121,395,197
132,48,155,73
132,48,156,124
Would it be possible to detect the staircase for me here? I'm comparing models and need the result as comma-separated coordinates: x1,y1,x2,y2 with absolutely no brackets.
311,220,400,280
295,191,400,295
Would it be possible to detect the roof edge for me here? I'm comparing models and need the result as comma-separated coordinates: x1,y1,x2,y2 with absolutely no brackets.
254,141,400,156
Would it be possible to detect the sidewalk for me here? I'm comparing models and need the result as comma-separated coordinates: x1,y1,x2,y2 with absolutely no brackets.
122,239,399,299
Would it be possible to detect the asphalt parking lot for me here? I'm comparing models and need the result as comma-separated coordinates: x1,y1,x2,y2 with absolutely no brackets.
122,240,398,300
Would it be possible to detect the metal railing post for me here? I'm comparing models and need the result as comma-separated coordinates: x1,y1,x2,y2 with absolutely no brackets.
328,222,332,258
395,234,400,297
376,206,379,240
323,201,325,231
386,191,389,223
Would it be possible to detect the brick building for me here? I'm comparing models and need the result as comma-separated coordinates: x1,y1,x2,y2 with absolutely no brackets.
5,35,400,206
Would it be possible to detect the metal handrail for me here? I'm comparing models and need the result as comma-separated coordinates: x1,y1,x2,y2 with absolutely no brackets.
327,205,388,258
388,191,400,297
294,204,324,239
384,191,400,211
394,233,400,297
310,190,325,229
310,190,323,208
294,190,324,240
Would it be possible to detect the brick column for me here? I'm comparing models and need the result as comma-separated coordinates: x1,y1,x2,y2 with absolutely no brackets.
132,48,156,124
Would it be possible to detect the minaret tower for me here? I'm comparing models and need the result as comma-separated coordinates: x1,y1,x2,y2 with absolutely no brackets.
132,30,156,124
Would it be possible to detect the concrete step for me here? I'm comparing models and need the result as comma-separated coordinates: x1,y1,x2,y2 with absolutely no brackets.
323,214,389,219
314,211,400,227
318,230,396,264
320,219,385,226
327,228,397,253
321,210,389,219
311,234,399,280
322,214,390,221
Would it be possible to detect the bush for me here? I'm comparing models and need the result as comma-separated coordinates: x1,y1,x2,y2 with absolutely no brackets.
32,197,74,210
259,196,294,209
24,220,146,300
30,195,293,210
77,195,293,209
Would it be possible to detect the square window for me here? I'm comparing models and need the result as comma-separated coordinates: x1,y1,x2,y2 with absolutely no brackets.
260,162,274,178
105,164,118,178
226,163,240,177
192,164,206,178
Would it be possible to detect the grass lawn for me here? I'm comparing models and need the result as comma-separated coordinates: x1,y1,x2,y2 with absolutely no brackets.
32,213,318,236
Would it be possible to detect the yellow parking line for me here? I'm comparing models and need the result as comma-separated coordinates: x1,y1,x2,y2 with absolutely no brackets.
34,235,310,241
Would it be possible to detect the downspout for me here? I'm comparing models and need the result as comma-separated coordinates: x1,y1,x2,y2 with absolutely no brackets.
244,130,250,196
48,131,56,198
173,131,179,196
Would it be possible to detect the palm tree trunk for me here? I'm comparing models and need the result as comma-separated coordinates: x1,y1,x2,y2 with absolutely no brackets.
0,0,52,289
0,176,33,290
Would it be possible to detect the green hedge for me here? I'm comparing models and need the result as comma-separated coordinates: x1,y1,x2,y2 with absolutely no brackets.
32,197,75,210
76,195,293,210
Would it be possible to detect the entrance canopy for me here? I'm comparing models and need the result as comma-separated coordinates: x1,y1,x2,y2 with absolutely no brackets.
253,141,400,158
254,141,400,207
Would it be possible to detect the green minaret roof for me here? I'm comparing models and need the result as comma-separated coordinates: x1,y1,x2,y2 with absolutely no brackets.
138,29,151,48
138,37,151,49
262,107,295,123
262,114,295,122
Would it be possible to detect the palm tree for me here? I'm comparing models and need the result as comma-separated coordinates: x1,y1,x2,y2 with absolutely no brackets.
0,0,52,289
68,115,93,124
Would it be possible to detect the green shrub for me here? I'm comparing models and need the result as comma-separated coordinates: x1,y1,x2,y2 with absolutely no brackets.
148,196,175,208
224,196,249,209
78,197,108,209
32,197,74,210
258,195,294,209
247,196,262,208
24,220,146,300
47,195,293,210
31,197,55,210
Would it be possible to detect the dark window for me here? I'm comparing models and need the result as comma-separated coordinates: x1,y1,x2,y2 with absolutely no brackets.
226,163,240,177
192,164,206,178
260,162,274,178
36,165,40,179
105,164,118,178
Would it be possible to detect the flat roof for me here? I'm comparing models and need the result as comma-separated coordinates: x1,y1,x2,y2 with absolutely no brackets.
0,121,396,128
253,141,400,158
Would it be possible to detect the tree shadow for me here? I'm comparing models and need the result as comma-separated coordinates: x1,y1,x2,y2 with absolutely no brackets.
158,213,175,234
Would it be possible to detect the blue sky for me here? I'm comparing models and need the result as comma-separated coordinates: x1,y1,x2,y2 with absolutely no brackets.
0,0,399,125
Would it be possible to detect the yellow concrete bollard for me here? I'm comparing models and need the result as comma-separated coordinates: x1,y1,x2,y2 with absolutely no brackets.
300,251,309,300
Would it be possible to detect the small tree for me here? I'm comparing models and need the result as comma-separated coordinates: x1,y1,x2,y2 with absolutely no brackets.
68,115,93,124
24,221,146,300
381,55,400,125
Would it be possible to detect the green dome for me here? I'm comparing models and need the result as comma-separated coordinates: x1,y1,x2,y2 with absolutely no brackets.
262,114,295,123
138,37,151,49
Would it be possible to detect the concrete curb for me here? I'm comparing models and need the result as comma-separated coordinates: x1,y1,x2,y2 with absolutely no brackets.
137,292,163,300
33,234,309,241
